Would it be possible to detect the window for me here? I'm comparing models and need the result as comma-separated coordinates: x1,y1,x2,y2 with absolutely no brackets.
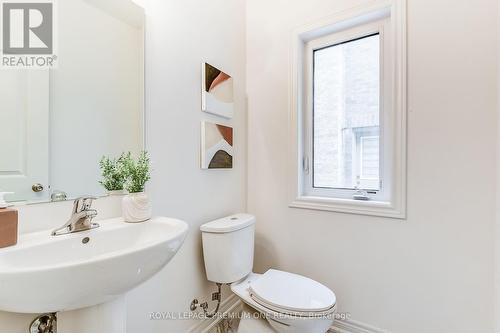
313,34,381,192
289,3,407,218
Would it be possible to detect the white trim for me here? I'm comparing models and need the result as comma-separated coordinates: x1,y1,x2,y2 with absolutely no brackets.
187,294,241,333
288,0,407,219
303,23,386,201
290,195,404,219
188,297,392,333
330,319,393,333
187,297,392,333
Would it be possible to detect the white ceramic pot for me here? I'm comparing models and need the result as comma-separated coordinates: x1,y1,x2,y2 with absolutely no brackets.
122,192,152,223
107,190,125,196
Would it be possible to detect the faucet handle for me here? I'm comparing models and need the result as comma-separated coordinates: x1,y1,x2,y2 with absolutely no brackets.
73,196,98,212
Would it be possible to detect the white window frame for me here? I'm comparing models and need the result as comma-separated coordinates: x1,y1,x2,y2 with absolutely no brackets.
288,0,407,218
305,23,386,201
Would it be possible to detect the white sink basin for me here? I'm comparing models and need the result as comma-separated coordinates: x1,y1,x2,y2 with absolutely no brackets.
0,216,188,313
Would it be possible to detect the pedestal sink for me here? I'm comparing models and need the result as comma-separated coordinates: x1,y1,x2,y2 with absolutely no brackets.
0,216,188,313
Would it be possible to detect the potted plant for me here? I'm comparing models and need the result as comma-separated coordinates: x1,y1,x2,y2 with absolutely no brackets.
99,154,127,195
121,151,152,223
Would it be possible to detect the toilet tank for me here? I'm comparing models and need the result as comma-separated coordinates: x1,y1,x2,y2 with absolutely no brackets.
200,214,255,284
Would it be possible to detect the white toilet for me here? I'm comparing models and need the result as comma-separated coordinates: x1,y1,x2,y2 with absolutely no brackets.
200,214,336,333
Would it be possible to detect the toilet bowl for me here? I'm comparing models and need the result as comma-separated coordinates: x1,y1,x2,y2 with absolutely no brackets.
200,214,336,333
231,271,336,333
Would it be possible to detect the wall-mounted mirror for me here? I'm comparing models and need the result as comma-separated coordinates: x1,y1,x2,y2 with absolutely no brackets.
0,0,145,205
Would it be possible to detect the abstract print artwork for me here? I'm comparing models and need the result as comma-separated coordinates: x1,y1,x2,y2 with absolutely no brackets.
202,63,234,118
201,121,233,169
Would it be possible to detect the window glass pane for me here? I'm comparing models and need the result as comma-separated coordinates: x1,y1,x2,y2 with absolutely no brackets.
313,34,380,190
361,136,379,179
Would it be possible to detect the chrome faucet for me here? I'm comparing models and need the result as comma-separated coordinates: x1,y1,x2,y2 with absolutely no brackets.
51,197,99,236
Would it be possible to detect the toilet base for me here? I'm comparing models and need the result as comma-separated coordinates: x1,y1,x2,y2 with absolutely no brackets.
237,304,275,333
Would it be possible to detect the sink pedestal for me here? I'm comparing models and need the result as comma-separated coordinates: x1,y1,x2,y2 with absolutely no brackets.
58,296,126,333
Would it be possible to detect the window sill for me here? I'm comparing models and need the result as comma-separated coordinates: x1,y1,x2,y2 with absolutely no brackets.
289,195,406,219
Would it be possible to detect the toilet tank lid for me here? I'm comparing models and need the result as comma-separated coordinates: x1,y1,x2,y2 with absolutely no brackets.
200,214,255,233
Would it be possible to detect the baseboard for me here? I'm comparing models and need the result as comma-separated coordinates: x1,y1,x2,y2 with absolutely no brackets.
187,294,241,333
188,296,391,333
330,319,392,333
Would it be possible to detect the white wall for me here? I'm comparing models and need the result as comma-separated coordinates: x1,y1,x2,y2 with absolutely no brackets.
125,0,246,332
496,1,500,332
247,0,496,332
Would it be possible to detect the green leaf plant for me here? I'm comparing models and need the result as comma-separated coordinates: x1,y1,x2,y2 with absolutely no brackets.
98,153,127,191
121,151,151,193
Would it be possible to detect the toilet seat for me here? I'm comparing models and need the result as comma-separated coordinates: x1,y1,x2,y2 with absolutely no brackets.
231,272,336,333
248,269,336,317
